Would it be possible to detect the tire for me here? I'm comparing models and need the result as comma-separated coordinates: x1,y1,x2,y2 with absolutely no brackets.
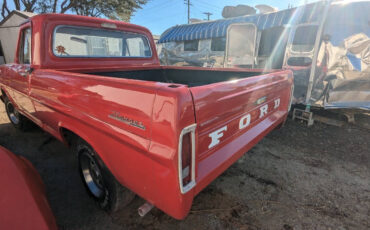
76,139,135,213
4,97,29,131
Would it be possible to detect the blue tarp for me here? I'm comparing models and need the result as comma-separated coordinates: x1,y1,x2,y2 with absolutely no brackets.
158,2,324,43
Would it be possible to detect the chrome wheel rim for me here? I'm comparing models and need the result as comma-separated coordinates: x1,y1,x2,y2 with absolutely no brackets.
6,101,20,125
80,151,105,198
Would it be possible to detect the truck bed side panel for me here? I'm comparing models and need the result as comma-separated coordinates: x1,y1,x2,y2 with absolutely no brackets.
28,69,161,204
28,69,197,219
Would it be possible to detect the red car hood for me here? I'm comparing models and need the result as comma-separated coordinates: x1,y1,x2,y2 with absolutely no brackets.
0,146,57,230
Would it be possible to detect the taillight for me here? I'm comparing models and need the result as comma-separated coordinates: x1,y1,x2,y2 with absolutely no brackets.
178,124,196,194
181,133,191,185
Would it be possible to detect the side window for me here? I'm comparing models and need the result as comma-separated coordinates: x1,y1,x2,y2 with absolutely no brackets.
184,40,199,51
19,28,31,64
211,37,226,51
324,3,370,46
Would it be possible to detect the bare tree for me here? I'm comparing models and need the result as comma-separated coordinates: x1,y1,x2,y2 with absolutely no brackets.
21,0,38,12
71,0,148,22
1,0,11,19
36,0,75,14
1,0,147,22
1,0,37,18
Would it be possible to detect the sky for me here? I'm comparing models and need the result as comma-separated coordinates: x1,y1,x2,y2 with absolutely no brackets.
4,0,314,35
131,0,312,35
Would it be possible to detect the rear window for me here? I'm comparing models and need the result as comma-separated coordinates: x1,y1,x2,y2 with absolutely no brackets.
53,26,152,58
292,25,318,52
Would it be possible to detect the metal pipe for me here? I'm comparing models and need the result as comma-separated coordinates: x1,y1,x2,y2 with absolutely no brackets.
304,0,333,111
138,202,154,217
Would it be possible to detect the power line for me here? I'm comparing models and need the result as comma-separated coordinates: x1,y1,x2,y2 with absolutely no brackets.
203,12,212,21
139,12,183,25
197,0,223,11
134,1,178,23
144,0,174,11
138,0,176,16
195,1,223,15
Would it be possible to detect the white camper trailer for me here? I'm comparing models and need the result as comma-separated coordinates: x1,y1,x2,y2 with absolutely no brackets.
0,11,36,64
158,0,370,113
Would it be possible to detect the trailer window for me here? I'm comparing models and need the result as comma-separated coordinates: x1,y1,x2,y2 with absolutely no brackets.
292,25,318,52
324,2,370,46
211,37,226,51
53,26,152,58
184,40,199,51
258,27,285,56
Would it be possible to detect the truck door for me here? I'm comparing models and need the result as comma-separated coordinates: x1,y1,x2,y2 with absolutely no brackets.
9,25,36,117
224,23,257,68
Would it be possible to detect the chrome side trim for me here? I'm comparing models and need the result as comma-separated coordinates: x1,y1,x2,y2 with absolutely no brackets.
178,123,197,194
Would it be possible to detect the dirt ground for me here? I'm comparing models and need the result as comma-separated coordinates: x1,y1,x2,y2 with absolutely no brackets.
0,104,369,230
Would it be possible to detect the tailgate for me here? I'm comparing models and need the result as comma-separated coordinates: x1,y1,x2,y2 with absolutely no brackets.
189,70,293,191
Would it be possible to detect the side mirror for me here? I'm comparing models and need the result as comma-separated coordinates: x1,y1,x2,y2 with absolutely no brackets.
287,57,312,67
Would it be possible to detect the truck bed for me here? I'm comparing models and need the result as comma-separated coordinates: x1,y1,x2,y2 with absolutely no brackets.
87,67,265,87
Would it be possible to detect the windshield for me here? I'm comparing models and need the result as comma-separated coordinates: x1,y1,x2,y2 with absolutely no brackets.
53,26,152,58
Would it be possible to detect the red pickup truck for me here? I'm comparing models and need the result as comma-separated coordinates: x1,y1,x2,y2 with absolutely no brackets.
0,14,293,219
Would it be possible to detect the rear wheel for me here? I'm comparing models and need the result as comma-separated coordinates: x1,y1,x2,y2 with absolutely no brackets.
77,140,135,213
4,97,28,131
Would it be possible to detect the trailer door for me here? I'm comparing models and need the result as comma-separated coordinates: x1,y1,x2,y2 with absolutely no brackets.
224,23,257,68
282,23,319,103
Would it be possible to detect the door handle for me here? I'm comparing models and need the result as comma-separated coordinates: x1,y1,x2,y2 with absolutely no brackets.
19,72,28,77
19,67,33,77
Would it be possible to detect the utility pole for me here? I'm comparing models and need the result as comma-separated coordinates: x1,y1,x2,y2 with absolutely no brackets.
184,0,192,24
203,12,212,21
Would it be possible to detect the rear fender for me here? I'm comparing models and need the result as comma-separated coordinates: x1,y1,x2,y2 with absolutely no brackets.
57,118,151,197
0,87,9,102
0,87,16,106
58,121,109,167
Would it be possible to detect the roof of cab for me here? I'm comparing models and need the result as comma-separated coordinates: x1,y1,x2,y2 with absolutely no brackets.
28,13,153,34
